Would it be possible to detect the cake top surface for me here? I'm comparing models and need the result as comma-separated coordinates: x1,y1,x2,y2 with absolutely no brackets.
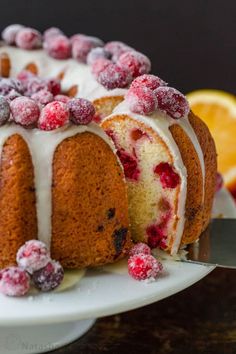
0,24,189,131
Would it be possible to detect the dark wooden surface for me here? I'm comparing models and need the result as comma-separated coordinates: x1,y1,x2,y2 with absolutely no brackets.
53,268,236,354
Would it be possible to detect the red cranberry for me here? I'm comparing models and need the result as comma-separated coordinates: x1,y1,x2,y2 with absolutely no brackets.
54,94,70,103
15,27,42,50
117,51,151,78
72,35,102,63
0,267,30,296
0,95,10,125
130,128,148,141
146,224,165,249
2,24,24,45
32,260,64,292
104,41,133,62
125,86,157,115
128,254,163,281
87,47,111,65
154,87,190,119
130,74,167,91
91,58,112,78
10,97,40,126
46,78,61,95
216,172,224,192
93,113,102,124
68,98,95,125
129,243,151,257
117,149,140,181
43,27,63,41
97,63,131,89
154,162,180,189
38,101,69,130
16,240,51,274
31,89,54,105
44,35,71,59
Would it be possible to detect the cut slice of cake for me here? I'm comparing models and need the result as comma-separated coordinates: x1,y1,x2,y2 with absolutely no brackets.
102,75,217,254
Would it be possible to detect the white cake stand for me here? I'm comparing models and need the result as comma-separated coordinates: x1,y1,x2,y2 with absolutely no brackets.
0,189,235,354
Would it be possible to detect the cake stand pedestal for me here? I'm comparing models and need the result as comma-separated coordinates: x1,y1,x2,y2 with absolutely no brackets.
0,319,96,354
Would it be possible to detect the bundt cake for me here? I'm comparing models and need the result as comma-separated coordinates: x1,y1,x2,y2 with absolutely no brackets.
102,80,217,254
0,23,217,274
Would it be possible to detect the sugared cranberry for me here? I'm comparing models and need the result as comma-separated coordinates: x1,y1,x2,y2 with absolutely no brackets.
128,254,162,281
91,58,112,78
0,78,23,96
16,240,51,274
38,101,69,130
32,260,64,292
97,63,131,89
54,94,70,103
154,87,190,119
129,243,151,257
117,51,151,78
72,35,102,63
31,89,54,105
68,98,95,125
10,97,40,126
125,86,157,115
44,35,71,59
154,162,180,189
25,77,49,96
0,267,30,297
2,24,24,45
17,70,35,83
146,224,165,249
0,95,10,125
15,27,42,50
70,34,103,47
87,47,111,65
10,79,24,94
46,78,61,95
130,128,148,141
216,172,224,192
117,149,140,181
104,41,133,62
130,74,167,91
43,27,63,41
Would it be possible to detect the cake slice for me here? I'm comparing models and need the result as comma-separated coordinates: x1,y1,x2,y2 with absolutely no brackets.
102,75,217,254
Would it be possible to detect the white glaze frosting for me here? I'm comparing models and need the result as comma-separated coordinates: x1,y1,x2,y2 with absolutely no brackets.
0,44,126,101
0,122,115,248
105,101,205,254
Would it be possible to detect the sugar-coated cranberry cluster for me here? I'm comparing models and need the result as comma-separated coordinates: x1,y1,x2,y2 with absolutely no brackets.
0,72,95,129
125,74,190,119
2,24,151,90
128,242,163,281
0,240,64,297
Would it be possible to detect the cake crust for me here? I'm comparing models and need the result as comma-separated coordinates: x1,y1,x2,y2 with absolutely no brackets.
0,134,37,268
51,132,132,268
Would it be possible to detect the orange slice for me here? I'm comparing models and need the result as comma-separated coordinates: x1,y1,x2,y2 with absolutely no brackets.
187,89,236,195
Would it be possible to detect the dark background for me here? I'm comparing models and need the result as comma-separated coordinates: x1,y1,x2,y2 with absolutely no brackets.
1,0,235,94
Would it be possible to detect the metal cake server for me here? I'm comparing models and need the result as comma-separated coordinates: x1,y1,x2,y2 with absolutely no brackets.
182,218,236,269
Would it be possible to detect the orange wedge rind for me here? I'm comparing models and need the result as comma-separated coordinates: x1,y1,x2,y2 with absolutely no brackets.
187,89,236,195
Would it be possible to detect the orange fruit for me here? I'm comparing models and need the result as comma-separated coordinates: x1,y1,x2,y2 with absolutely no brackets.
187,89,236,196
